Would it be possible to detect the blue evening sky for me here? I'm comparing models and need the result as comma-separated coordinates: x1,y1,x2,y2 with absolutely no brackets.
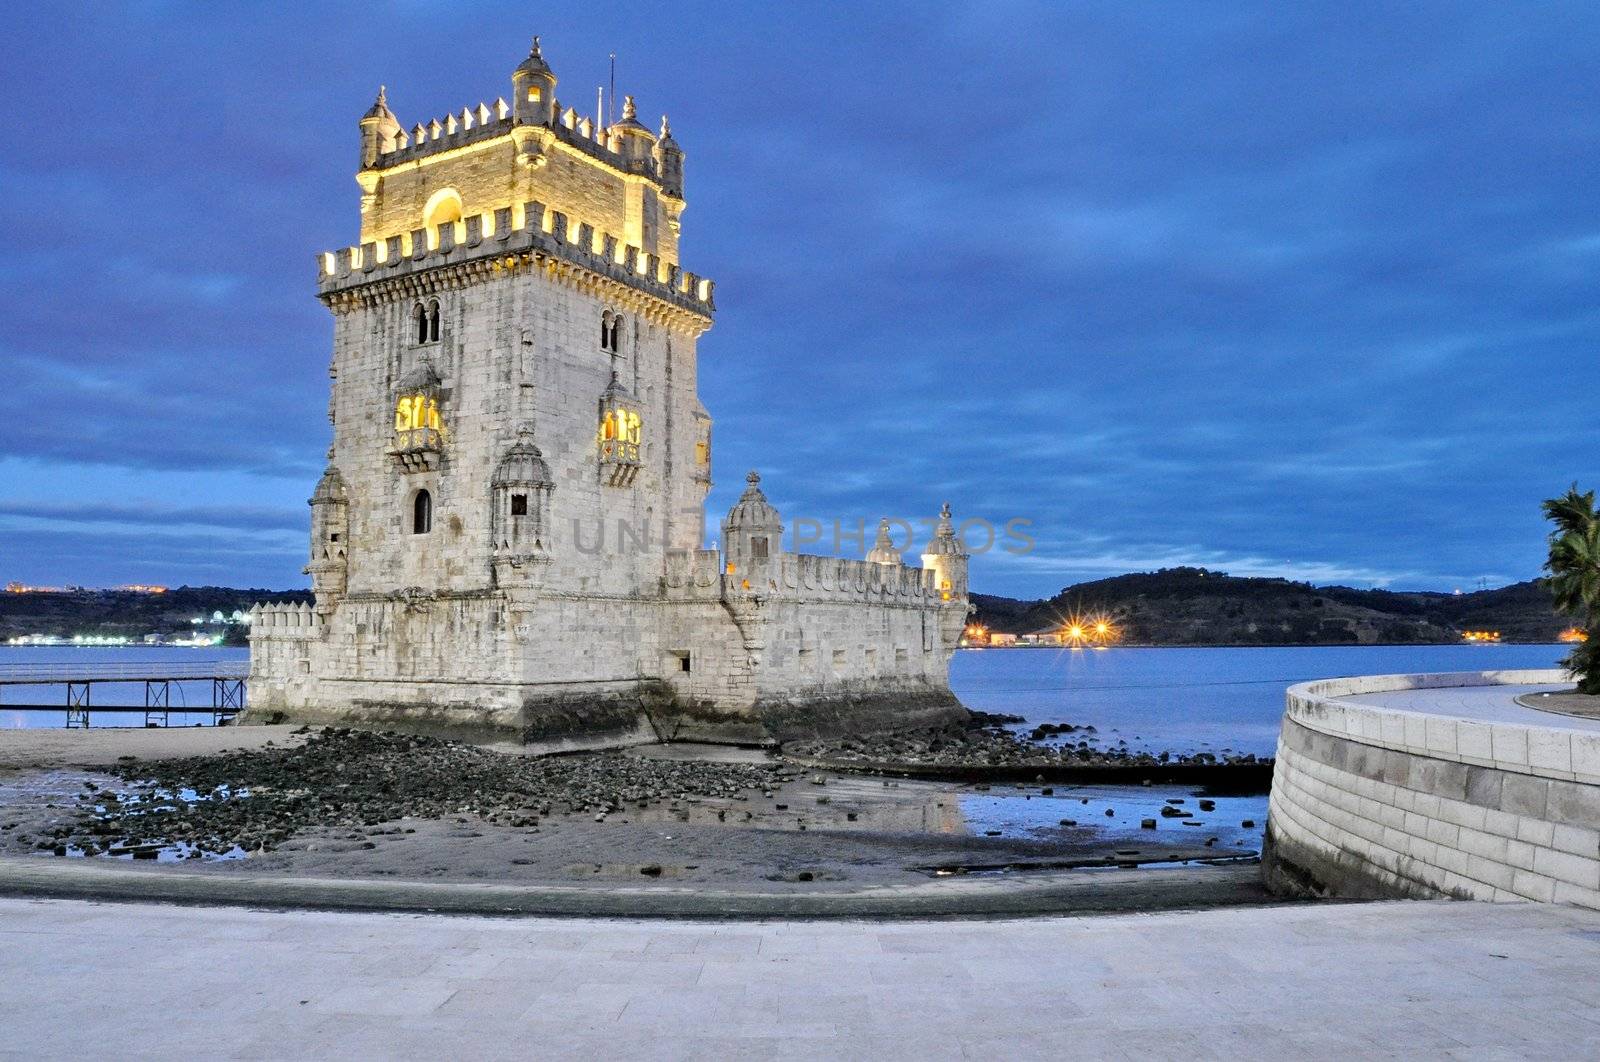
2,2,1596,598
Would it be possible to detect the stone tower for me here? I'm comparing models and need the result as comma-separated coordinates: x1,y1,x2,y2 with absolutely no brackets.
249,39,969,745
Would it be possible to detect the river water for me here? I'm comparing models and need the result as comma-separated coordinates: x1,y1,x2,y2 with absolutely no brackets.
949,643,1567,759
0,642,1567,858
1,642,1567,755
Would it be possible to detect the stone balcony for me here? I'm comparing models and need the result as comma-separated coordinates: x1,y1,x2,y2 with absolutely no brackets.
389,427,443,473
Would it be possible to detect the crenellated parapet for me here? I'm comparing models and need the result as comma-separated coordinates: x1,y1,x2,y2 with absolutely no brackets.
358,38,680,199
317,199,714,325
248,602,324,640
663,548,726,600
728,551,949,607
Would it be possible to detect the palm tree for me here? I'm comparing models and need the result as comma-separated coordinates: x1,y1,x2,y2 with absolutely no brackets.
1542,486,1600,693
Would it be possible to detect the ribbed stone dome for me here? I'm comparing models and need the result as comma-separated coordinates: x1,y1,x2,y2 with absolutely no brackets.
493,427,552,486
310,465,348,504
923,502,964,556
515,36,553,78
725,470,782,530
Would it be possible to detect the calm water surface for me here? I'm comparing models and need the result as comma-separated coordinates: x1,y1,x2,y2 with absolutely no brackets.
1,644,1567,756
949,643,1567,758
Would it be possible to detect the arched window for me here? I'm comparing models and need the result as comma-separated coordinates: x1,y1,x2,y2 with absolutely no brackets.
427,300,441,343
423,188,464,250
600,311,622,354
412,489,433,535
414,303,428,345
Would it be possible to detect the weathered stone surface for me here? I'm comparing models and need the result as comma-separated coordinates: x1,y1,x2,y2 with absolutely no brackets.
248,43,970,745
1264,671,1600,911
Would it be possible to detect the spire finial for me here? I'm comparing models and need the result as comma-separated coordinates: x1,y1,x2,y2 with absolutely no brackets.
746,470,761,487
622,94,637,121
377,85,387,106
532,35,542,57
659,113,671,138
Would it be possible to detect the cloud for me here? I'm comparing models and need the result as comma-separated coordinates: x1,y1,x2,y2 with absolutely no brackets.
5,1,1598,594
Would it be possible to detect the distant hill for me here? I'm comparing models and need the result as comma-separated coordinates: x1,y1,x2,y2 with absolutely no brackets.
971,568,1569,646
0,586,313,645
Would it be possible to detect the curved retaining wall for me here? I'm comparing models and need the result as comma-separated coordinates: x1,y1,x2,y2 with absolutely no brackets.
1264,669,1600,910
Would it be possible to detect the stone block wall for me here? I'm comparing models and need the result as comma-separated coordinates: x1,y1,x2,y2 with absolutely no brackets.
1265,669,1600,910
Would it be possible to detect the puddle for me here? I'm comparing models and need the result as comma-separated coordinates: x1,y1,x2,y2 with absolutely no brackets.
959,782,1268,855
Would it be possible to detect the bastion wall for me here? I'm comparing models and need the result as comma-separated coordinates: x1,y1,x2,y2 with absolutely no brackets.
1264,669,1600,910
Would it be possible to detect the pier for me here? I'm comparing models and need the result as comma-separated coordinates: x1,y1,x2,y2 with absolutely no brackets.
0,660,248,727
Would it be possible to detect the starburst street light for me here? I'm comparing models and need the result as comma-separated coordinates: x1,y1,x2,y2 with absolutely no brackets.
1056,611,1119,648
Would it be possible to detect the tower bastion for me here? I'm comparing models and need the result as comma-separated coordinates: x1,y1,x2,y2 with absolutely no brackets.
247,38,970,745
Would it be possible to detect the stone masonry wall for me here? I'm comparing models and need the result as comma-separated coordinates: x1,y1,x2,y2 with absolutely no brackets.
1264,670,1600,910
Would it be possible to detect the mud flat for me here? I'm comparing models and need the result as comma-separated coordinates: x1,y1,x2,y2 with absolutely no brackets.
0,726,1275,917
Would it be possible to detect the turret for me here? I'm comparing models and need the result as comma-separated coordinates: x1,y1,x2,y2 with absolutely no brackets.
359,86,402,169
654,114,684,199
610,95,656,174
866,519,903,566
511,36,557,125
919,503,969,602
722,471,783,583
304,465,349,608
490,426,555,603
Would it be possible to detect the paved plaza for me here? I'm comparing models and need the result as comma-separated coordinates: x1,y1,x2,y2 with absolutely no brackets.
1,896,1597,1059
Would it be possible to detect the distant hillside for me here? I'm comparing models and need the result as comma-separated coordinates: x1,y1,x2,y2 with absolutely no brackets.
0,586,313,645
972,568,1569,646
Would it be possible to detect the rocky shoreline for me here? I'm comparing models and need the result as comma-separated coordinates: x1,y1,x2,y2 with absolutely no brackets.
2,716,1271,871
18,728,785,858
783,711,1269,776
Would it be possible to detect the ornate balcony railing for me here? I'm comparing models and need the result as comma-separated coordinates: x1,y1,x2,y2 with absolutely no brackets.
389,427,443,472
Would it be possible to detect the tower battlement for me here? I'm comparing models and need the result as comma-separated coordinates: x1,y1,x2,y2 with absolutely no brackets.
354,39,687,268
250,35,968,747
317,198,714,320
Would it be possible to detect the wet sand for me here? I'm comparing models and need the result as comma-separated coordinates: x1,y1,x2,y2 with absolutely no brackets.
0,728,1273,914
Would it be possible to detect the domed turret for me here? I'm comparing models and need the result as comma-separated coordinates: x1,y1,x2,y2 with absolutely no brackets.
723,471,783,575
491,426,555,597
305,465,350,605
512,36,557,125
920,502,969,603
359,86,402,169
654,114,684,199
610,95,656,173
866,518,903,566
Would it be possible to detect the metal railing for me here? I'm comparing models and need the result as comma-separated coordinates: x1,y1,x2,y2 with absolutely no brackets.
0,660,248,684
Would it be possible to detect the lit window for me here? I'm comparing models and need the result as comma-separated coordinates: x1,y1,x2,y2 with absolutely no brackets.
394,393,441,433
527,86,542,103
412,490,433,534
599,407,641,463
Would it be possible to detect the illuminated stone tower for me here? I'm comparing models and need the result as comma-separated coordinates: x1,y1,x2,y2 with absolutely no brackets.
249,39,969,744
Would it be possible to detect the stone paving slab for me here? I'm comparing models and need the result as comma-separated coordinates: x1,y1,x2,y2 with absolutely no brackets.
1345,682,1600,732
1,897,1598,1059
